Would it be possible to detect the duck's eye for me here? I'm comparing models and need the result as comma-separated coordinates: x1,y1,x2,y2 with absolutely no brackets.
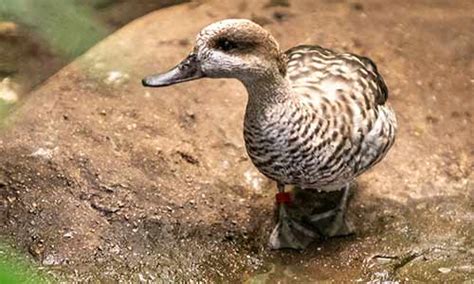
217,38,237,51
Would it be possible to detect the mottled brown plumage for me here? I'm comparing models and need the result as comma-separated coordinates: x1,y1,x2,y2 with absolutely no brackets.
244,45,396,190
142,19,397,250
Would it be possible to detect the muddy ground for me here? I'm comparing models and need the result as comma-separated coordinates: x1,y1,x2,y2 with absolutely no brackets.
0,0,473,282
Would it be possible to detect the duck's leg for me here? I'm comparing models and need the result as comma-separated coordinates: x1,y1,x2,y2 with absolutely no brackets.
269,183,317,250
306,184,354,238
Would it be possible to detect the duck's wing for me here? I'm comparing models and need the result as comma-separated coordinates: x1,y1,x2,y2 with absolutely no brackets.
284,45,388,105
284,45,396,178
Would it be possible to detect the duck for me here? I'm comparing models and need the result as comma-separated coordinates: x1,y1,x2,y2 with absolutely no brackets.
142,19,397,250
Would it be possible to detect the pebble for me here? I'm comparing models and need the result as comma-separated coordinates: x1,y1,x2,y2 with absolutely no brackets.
63,231,74,238
375,257,394,264
104,71,129,85
42,254,63,266
30,148,54,160
110,245,121,254
138,273,147,283
438,267,451,274
0,22,18,36
0,78,19,103
126,123,137,130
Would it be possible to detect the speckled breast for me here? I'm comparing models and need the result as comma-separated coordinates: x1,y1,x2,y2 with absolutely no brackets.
242,106,353,188
242,100,396,189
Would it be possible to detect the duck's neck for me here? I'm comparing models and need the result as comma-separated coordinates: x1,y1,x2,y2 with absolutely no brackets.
242,72,291,114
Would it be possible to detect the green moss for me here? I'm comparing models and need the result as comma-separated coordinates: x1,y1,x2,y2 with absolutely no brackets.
0,0,109,58
0,100,10,123
0,243,54,283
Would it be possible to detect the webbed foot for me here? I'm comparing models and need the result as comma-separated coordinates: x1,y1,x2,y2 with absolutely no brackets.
306,207,354,238
269,204,317,250
305,184,354,238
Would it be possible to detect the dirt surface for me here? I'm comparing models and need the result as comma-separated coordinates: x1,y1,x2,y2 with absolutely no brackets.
0,0,473,282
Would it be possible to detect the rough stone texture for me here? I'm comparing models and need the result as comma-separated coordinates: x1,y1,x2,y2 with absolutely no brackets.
0,0,472,282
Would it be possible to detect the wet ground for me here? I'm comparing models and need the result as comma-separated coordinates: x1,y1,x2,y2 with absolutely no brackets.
0,0,473,282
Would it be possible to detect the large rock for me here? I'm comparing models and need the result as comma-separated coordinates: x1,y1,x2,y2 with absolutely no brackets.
0,0,472,282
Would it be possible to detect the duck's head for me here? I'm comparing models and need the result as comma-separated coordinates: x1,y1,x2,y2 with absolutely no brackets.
142,19,285,88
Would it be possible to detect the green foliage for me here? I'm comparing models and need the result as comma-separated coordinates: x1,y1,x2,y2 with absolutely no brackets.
0,243,53,283
0,0,109,58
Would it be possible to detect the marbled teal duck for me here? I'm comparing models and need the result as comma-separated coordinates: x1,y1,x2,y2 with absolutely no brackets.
142,19,397,250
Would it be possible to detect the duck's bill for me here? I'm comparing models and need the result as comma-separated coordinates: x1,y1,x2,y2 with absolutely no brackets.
142,53,205,87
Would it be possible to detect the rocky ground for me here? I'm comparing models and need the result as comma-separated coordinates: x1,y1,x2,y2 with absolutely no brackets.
0,0,472,282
